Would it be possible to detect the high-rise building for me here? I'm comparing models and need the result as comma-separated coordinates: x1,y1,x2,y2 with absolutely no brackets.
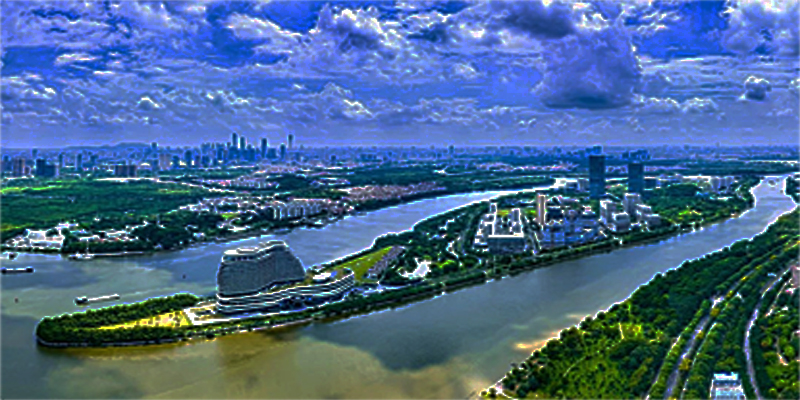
12,157,27,177
623,193,642,219
76,154,83,172
172,155,180,169
32,148,38,160
58,153,65,169
589,154,606,199
184,150,193,168
628,162,644,194
239,137,246,152
288,134,294,150
261,138,268,158
158,153,171,172
114,164,137,178
536,194,547,226
280,143,287,160
232,132,238,149
151,142,158,152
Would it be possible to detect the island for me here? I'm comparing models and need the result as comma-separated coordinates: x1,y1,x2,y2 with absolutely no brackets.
35,174,764,348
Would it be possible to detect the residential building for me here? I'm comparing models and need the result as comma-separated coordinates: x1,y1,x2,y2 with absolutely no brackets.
623,193,642,220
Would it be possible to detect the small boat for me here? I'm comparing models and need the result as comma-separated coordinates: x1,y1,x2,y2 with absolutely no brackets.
68,253,95,261
5,252,19,260
272,228,292,235
1,266,34,274
75,294,120,306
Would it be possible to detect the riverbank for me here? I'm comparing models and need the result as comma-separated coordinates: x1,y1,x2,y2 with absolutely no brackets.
480,208,798,399
34,187,758,348
6,178,556,259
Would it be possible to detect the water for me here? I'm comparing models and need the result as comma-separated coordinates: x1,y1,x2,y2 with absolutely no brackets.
1,179,795,399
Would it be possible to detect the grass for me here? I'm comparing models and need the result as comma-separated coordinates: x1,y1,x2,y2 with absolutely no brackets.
497,209,511,217
221,212,239,220
98,310,192,330
333,246,393,282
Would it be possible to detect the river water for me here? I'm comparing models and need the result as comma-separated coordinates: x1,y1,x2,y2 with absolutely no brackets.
1,179,795,399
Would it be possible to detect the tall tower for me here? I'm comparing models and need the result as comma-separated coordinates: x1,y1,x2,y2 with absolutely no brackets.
628,162,644,194
536,194,547,226
261,138,268,158
280,143,287,160
232,132,238,149
288,134,295,150
76,154,83,172
239,137,246,152
589,154,606,199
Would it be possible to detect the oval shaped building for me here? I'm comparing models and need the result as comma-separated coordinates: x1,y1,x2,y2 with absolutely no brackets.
216,241,306,297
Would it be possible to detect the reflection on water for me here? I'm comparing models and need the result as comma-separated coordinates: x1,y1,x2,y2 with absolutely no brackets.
1,180,795,399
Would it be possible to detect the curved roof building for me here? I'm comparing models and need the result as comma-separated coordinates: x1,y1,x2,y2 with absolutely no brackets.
216,241,305,297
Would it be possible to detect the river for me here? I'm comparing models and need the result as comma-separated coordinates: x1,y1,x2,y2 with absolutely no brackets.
1,178,795,399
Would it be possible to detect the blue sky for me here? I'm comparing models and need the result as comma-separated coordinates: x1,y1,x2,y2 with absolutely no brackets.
1,0,798,148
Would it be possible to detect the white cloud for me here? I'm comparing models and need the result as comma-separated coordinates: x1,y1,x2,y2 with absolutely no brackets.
742,76,772,100
722,0,799,56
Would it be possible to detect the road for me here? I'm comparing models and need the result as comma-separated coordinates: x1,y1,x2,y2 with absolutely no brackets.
744,269,790,400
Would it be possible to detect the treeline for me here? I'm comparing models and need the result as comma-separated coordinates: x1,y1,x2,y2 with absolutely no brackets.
1,179,220,240
751,278,799,399
643,179,755,227
36,294,199,345
486,209,799,399
786,175,800,204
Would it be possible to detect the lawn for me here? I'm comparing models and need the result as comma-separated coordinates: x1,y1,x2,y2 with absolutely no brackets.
333,246,393,282
221,212,239,220
99,310,192,330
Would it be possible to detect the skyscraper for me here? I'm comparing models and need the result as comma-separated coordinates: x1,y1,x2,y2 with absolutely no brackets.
628,162,644,194
76,154,83,172
232,132,238,149
184,150,193,168
32,148,38,160
536,194,547,226
589,154,606,199
58,153,64,169
288,134,294,150
280,143,287,160
261,138,268,158
239,137,246,152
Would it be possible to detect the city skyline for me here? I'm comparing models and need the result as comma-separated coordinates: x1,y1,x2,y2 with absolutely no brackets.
2,1,798,148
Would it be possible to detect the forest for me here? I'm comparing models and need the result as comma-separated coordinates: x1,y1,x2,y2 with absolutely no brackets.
484,209,799,399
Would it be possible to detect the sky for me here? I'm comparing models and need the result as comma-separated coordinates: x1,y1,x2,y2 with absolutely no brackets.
1,0,798,148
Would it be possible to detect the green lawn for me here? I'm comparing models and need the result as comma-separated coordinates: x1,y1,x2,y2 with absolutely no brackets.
333,246,393,282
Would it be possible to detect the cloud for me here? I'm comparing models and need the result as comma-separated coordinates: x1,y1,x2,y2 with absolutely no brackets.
451,63,480,80
54,53,99,66
742,76,772,100
225,12,301,51
534,20,642,109
487,0,576,40
722,0,799,56
681,97,719,113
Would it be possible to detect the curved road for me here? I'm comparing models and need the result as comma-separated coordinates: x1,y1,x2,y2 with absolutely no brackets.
744,268,791,400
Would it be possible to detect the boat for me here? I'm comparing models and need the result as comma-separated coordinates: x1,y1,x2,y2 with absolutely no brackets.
272,228,292,235
68,253,95,261
3,252,19,260
74,294,120,306
1,266,34,274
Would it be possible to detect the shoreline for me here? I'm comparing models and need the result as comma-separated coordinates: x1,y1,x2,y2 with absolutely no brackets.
6,179,555,259
35,201,755,349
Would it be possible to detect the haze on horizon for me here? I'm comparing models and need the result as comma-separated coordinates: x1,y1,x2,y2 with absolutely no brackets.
1,0,798,148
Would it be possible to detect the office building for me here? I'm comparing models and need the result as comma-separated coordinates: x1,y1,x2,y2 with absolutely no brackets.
261,138,268,158
600,200,617,224
577,178,589,192
288,134,294,150
239,137,246,152
113,164,137,178
536,194,547,226
623,193,642,219
232,132,238,149
76,154,83,172
589,154,606,199
35,159,58,178
31,148,38,160
58,153,65,169
12,157,28,177
158,154,171,171
611,212,631,233
280,143,287,160
710,373,745,400
171,156,180,169
628,162,644,194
